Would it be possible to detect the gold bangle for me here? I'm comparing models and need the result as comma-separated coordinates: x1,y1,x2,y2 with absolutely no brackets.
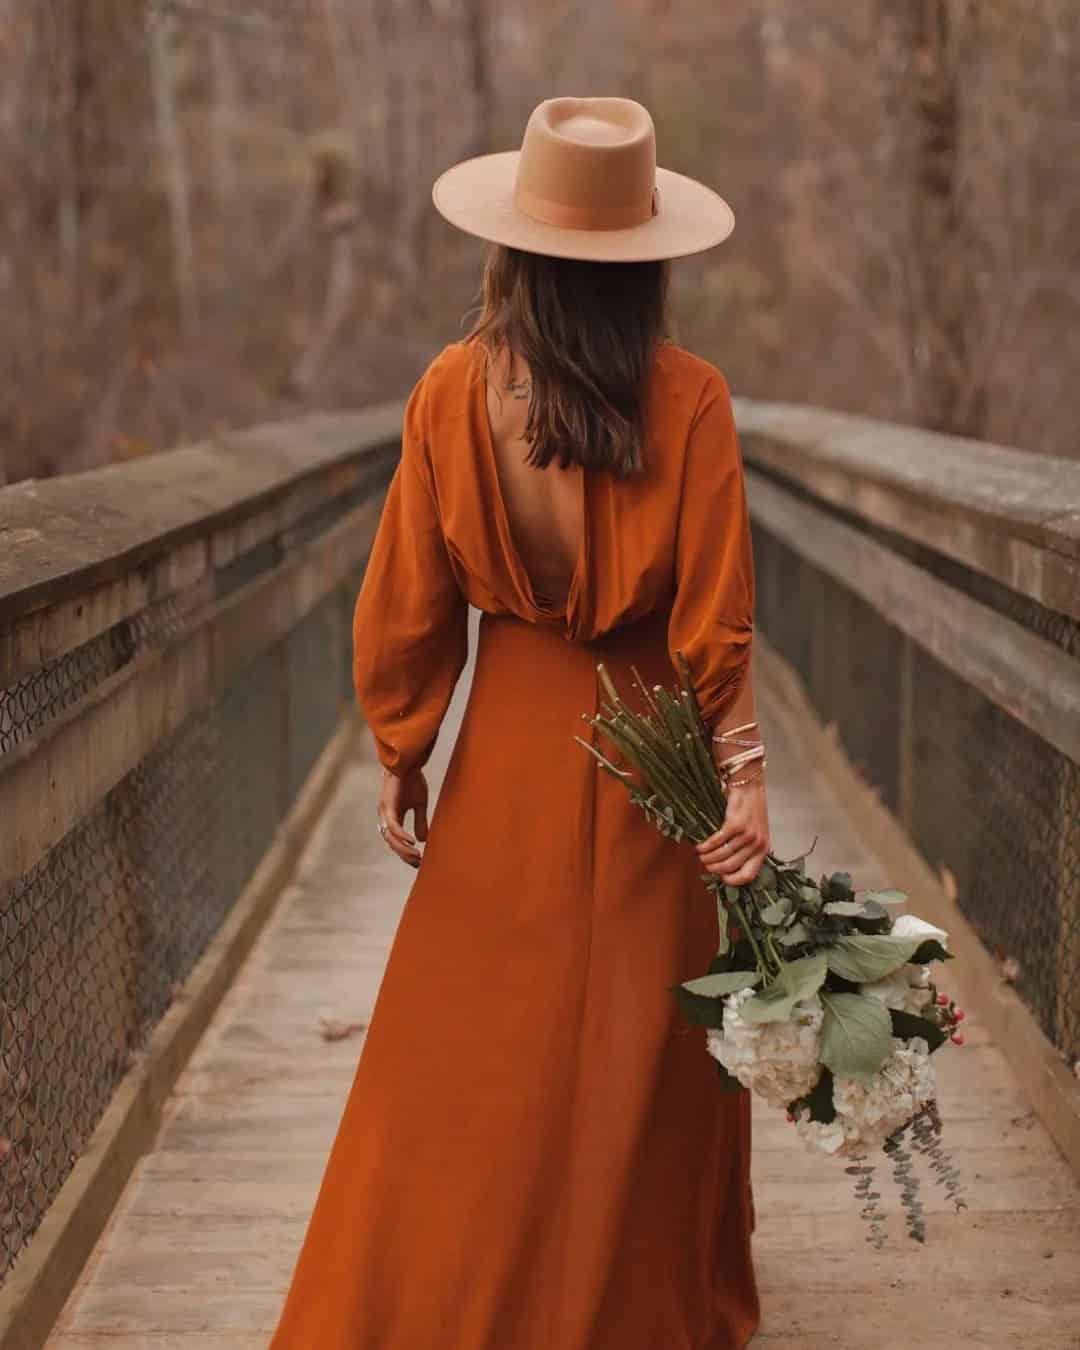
716,744,765,775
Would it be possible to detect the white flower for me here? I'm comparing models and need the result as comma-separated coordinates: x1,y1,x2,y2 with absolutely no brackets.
796,1036,936,1157
890,913,949,948
794,1115,848,1155
706,988,823,1107
859,964,935,1017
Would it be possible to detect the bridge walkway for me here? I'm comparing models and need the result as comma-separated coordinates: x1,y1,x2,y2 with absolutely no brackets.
46,658,1080,1349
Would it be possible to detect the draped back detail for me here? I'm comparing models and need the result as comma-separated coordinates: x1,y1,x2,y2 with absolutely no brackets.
352,338,755,774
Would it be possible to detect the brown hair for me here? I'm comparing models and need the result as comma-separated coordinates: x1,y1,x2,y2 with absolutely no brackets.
468,245,670,477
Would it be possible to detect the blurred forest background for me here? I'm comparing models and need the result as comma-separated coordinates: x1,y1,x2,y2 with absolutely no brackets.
2,0,1078,484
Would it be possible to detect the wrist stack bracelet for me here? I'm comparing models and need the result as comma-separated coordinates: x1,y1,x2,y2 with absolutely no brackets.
711,720,766,787
726,757,767,789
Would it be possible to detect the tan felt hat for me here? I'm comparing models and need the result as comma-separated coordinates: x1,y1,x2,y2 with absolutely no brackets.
432,96,734,263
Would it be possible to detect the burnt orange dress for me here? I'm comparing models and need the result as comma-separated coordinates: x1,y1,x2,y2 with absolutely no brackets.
268,340,760,1349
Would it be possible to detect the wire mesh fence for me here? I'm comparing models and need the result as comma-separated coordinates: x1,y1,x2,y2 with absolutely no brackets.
0,476,382,1281
753,513,1080,1073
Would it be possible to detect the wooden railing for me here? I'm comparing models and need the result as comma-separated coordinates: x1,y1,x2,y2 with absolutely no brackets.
737,397,1080,1166
0,408,401,1344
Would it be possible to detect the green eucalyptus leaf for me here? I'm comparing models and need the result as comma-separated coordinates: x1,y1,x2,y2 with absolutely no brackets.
778,920,811,947
799,884,823,910
681,971,762,998
739,952,827,1023
820,992,893,1086
725,885,743,906
825,934,921,983
759,898,791,925
823,871,854,901
864,889,909,906
823,900,867,917
754,861,778,892
852,904,893,935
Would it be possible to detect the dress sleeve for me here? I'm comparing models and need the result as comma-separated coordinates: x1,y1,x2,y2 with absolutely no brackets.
667,372,755,727
351,372,468,776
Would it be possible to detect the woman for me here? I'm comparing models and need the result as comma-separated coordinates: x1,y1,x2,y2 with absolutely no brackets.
269,97,768,1349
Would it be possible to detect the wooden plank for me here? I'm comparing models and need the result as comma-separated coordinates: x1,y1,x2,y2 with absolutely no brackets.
735,398,1080,562
0,540,210,688
0,406,403,625
0,446,395,686
0,494,382,886
746,469,1080,766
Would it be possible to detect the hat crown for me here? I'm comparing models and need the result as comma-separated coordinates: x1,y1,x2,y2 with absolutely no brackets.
513,97,658,232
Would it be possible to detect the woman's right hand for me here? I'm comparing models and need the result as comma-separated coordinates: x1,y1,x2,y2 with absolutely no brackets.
377,767,429,868
695,777,770,885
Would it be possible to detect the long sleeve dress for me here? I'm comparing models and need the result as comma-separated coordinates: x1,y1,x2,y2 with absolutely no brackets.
267,338,760,1350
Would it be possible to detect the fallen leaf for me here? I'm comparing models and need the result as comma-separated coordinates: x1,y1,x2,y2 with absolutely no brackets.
319,1017,367,1042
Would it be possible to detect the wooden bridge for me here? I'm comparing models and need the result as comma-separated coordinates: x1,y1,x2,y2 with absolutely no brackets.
1,399,1079,1347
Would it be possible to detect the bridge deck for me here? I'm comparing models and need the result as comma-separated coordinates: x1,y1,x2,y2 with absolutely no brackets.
47,659,1080,1349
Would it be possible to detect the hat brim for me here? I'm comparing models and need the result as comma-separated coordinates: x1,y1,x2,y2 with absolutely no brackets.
432,151,734,263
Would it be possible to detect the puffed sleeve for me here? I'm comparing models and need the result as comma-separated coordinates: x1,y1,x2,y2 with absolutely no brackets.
352,371,468,776
667,372,755,727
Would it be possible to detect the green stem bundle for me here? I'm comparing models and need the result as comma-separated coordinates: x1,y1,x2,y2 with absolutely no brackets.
575,655,786,982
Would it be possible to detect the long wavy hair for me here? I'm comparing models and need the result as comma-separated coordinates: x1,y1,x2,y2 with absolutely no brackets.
468,245,670,477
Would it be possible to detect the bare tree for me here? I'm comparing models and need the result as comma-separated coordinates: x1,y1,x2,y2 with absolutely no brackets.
147,3,199,336
464,0,494,156
2,0,1078,481
878,0,980,435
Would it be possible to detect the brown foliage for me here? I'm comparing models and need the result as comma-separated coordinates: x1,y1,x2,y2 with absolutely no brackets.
1,0,1077,483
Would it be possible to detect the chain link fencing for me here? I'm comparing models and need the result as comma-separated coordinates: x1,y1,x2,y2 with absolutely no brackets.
0,452,387,1281
752,489,1080,1074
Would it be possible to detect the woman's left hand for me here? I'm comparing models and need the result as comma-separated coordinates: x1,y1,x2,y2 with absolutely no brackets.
377,767,429,868
696,778,771,885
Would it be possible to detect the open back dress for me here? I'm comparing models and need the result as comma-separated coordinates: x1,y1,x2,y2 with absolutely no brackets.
268,338,760,1349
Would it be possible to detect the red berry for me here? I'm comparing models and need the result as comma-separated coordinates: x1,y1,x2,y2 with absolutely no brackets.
951,1032,965,1046
953,1008,966,1023
937,993,950,1006
786,1110,795,1122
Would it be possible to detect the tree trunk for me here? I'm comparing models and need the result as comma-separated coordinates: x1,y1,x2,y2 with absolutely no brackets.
464,0,494,157
885,0,981,436
146,5,199,337
209,29,239,215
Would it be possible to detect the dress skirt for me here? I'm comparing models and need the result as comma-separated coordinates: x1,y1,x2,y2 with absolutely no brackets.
268,607,760,1349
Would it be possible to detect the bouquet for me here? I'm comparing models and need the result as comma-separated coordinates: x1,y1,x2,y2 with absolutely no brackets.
577,656,965,1243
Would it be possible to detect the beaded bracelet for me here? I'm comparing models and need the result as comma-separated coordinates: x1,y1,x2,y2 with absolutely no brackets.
726,757,767,789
